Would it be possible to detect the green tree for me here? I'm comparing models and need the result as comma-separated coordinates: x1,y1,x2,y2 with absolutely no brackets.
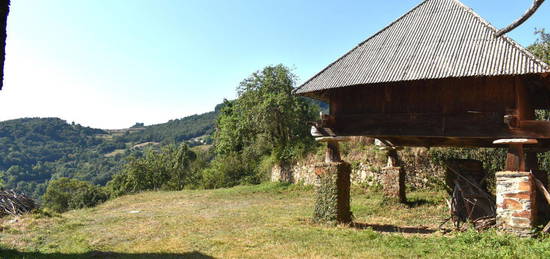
528,28,550,172
43,177,109,213
530,29,550,121
212,64,318,185
107,144,197,197
528,29,550,64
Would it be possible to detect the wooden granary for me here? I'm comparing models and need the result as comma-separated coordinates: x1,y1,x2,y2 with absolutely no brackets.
296,0,550,235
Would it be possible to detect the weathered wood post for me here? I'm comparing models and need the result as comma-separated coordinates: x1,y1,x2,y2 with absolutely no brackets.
494,139,539,236
312,134,352,224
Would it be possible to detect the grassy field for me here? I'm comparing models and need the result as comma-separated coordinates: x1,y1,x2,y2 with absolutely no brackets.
2,183,550,258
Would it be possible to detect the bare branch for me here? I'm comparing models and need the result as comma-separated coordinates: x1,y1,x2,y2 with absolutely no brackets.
495,0,546,37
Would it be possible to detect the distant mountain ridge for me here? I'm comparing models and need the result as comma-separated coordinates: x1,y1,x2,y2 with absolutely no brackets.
115,111,217,145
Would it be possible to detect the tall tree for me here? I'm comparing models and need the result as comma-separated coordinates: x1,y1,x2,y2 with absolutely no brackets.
529,29,550,120
528,29,550,64
214,65,318,182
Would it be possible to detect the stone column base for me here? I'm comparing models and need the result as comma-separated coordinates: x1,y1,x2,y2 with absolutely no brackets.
381,166,406,203
496,171,537,237
313,162,352,224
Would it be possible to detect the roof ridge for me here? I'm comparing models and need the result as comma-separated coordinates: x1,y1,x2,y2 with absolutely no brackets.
293,0,433,93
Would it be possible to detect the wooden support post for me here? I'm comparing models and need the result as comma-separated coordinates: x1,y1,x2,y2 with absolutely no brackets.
381,148,406,203
325,140,341,163
386,149,399,167
506,143,525,171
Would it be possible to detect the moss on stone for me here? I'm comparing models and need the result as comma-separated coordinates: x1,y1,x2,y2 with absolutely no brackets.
313,162,352,224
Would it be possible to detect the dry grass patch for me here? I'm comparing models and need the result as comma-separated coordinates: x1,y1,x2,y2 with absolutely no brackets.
2,183,550,258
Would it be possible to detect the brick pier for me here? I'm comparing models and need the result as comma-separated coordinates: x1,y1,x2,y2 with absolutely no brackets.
496,171,537,236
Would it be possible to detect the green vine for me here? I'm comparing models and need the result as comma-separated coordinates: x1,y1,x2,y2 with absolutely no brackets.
313,163,352,225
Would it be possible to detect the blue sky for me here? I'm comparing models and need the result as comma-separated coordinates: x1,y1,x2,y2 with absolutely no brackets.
1,0,549,129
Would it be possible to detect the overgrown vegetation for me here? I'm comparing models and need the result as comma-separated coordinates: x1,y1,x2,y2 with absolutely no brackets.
114,111,218,145
43,178,108,213
0,118,122,198
528,29,550,64
107,144,202,197
204,64,318,187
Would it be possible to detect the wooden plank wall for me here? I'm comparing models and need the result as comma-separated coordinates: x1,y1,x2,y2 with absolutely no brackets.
321,76,550,146
329,76,516,116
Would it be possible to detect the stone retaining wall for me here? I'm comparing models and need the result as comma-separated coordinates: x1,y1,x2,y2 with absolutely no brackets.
271,158,442,190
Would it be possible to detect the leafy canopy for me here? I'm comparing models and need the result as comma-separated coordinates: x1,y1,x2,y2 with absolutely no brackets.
528,29,550,64
529,29,550,121
43,177,108,213
207,65,318,187
215,64,317,162
107,144,198,197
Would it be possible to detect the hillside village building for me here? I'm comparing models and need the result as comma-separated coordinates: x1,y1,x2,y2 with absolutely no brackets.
296,0,550,236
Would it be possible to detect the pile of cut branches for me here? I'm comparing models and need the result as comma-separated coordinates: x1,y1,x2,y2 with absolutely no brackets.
0,189,37,217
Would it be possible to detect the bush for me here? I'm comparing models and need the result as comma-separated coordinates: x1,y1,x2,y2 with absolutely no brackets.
201,152,263,189
107,144,199,197
43,177,108,213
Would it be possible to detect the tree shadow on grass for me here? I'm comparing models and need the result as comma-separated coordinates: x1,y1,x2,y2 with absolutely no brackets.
351,222,436,235
0,250,215,259
403,199,432,208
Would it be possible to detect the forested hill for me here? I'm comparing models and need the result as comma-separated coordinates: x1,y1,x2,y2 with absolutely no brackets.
115,110,217,145
0,109,219,199
0,118,106,170
0,118,117,198
0,98,322,199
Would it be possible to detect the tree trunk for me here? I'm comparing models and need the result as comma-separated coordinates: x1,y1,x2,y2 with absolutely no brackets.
496,0,545,37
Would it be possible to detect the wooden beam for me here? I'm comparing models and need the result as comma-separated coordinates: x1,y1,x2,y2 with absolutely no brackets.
325,113,550,139
493,139,538,145
518,120,550,136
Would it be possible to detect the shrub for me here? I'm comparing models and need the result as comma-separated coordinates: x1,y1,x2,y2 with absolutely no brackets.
107,144,198,197
201,152,262,189
43,177,108,213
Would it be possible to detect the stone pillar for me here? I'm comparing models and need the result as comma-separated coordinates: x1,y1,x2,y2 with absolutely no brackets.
496,171,537,236
493,140,540,236
380,148,406,203
313,139,352,224
313,162,352,224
